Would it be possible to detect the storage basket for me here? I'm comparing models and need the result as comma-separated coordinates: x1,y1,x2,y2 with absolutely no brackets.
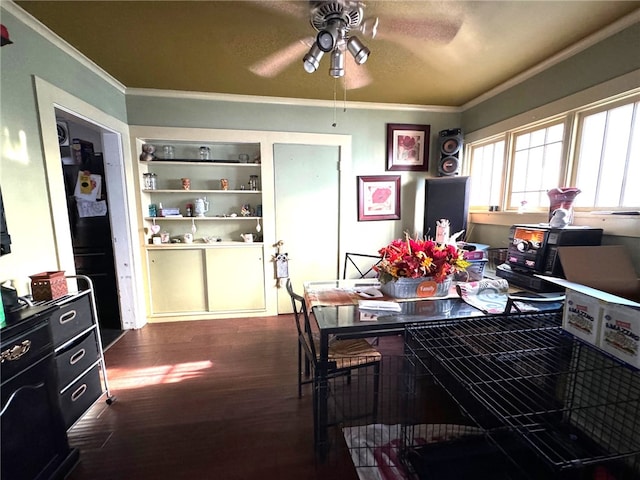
380,275,452,299
30,271,67,301
454,259,488,282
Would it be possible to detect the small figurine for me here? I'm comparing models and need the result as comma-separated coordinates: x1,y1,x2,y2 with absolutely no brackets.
140,144,156,162
549,208,570,228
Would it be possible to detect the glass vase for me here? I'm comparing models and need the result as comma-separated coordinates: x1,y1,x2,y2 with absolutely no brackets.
547,187,581,225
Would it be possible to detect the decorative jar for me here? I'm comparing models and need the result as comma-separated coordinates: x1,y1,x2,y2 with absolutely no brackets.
547,187,581,225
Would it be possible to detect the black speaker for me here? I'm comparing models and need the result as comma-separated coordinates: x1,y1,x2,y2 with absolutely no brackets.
437,128,463,176
423,176,470,241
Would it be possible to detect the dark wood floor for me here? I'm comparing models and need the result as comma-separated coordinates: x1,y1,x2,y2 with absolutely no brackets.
66,315,361,480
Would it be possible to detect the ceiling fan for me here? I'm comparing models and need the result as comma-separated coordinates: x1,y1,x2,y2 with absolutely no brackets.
249,0,463,90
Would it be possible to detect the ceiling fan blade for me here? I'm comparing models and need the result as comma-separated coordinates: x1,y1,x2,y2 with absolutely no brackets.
249,37,313,78
343,55,372,90
247,0,308,19
378,17,463,44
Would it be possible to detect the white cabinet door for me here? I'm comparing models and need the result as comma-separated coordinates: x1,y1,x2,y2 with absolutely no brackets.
205,247,265,311
148,249,207,314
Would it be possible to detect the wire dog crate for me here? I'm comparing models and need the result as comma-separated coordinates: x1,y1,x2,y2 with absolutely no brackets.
402,312,640,479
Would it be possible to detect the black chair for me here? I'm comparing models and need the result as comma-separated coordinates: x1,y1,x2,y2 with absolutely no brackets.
286,279,381,446
343,252,383,279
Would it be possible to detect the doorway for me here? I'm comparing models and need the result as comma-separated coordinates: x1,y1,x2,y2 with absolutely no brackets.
274,144,340,313
57,113,122,348
34,76,146,337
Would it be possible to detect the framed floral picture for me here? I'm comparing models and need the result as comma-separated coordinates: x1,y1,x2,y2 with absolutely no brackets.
357,175,401,221
386,123,430,171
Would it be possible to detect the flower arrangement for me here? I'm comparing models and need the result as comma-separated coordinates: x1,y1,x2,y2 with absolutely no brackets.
374,233,470,284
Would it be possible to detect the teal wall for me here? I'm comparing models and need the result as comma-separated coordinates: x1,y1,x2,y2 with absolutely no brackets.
126,95,462,253
462,22,640,133
0,7,127,291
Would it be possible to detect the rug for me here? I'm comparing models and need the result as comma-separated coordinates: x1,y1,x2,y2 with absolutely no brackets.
342,423,483,480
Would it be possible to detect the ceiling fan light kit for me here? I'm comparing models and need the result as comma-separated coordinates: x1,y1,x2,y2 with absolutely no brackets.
302,1,372,78
303,43,324,73
329,49,345,78
347,36,370,65
317,19,342,52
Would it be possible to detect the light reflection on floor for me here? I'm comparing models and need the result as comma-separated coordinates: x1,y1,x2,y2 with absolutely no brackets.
107,361,213,389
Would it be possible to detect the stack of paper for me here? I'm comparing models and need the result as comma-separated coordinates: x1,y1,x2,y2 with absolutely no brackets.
358,300,402,312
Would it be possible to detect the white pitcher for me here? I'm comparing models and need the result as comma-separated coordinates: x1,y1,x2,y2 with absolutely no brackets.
240,233,253,243
194,197,209,217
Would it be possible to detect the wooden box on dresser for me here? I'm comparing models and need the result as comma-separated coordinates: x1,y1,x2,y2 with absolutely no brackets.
1,304,79,480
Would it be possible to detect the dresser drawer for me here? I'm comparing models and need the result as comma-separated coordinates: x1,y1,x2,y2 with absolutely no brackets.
1,321,53,384
60,364,102,429
50,293,93,347
54,329,100,390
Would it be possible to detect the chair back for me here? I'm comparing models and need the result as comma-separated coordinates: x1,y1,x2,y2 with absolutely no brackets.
286,279,318,363
343,252,383,279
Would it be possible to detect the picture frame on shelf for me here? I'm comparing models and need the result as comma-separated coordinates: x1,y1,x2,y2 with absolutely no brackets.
357,175,401,221
386,123,430,171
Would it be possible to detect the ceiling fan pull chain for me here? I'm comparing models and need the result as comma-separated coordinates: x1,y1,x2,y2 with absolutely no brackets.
343,77,347,113
332,77,338,127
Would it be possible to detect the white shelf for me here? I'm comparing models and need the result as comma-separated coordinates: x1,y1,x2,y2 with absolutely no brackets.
140,160,260,167
142,189,261,194
144,216,261,221
145,242,263,249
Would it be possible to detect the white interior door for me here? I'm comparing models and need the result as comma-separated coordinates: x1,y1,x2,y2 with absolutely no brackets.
274,144,340,313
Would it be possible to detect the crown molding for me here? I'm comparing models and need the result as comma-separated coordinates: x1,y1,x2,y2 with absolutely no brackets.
463,8,640,110
124,87,461,113
4,0,126,94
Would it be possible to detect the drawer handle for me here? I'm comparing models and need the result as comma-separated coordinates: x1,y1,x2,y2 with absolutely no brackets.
69,348,86,365
71,383,87,402
59,309,77,325
0,340,31,363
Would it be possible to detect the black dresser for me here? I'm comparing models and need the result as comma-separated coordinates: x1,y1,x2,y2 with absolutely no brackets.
1,305,79,480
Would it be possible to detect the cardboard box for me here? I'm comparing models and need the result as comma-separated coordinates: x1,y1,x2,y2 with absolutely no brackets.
599,301,640,368
538,245,640,367
562,289,603,345
557,245,640,302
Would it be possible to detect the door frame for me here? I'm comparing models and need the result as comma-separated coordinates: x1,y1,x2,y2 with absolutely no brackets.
34,76,145,329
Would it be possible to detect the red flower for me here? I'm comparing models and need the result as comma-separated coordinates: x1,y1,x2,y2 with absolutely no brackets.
374,233,469,283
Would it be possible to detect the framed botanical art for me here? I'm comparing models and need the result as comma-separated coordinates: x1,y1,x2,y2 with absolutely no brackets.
357,175,401,221
386,123,430,171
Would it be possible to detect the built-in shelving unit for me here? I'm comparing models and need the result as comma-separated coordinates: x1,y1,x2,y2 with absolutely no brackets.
131,130,268,320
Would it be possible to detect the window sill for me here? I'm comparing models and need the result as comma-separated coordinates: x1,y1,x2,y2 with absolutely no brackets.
469,211,640,237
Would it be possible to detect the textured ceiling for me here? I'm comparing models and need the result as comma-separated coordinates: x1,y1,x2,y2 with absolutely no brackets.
14,1,640,106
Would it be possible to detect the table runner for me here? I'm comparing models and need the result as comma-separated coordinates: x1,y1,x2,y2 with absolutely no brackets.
305,285,460,309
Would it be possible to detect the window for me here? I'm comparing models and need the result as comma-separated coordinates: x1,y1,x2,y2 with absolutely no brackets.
468,139,505,208
574,99,640,208
509,122,565,210
467,91,640,212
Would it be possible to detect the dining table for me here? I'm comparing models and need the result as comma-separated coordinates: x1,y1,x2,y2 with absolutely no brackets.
303,278,565,460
